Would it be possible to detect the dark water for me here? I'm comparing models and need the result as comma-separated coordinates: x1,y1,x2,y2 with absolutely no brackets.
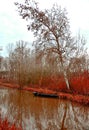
0,86,89,130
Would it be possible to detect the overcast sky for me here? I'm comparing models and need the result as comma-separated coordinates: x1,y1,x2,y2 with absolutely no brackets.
0,0,89,56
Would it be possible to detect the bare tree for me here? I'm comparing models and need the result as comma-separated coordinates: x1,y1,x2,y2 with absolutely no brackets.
15,0,87,90
7,41,30,88
68,34,87,76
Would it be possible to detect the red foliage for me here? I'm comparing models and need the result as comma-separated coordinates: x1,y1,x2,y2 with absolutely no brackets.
39,76,67,92
0,118,22,130
1,73,89,95
0,73,89,105
70,74,89,95
38,73,89,95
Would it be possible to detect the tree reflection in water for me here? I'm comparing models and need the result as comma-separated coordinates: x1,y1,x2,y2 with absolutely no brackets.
0,87,89,130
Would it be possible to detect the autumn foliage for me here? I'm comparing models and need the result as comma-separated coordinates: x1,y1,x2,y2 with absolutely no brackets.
0,72,89,105
30,72,89,96
69,72,89,95
0,118,22,130
0,72,89,96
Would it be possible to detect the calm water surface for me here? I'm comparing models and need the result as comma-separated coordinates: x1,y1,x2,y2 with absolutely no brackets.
0,86,89,130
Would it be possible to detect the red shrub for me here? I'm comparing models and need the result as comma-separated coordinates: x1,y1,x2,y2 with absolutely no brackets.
0,118,22,130
41,76,67,92
70,74,89,95
1,73,89,95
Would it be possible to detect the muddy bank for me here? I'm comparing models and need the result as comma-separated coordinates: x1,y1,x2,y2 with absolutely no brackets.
0,80,89,105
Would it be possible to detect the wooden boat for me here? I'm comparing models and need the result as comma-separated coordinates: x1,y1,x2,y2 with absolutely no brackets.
33,92,59,98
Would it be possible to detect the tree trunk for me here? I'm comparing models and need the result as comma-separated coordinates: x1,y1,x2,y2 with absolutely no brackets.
60,62,70,90
63,71,70,89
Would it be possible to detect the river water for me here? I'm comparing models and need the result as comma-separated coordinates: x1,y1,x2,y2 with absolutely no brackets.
0,86,89,130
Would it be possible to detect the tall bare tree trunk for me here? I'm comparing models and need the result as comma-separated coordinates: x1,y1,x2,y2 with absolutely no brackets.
60,61,70,90
63,70,70,89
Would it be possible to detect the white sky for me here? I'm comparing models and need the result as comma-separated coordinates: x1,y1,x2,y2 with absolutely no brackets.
0,0,89,56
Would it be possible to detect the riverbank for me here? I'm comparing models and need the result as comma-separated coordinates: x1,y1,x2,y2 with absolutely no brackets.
0,80,89,105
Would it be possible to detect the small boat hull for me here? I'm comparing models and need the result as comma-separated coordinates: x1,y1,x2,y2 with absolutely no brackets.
33,92,58,98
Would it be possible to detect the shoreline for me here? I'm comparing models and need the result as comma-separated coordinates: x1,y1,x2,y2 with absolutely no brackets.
0,81,89,105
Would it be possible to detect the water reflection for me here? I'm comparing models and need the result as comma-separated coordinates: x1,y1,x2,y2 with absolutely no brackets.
0,87,89,130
